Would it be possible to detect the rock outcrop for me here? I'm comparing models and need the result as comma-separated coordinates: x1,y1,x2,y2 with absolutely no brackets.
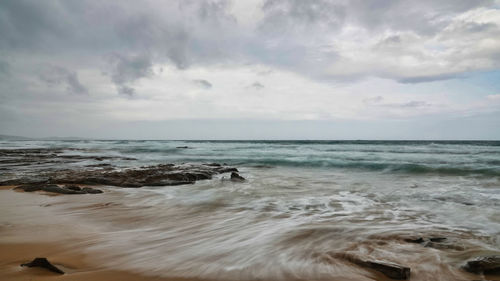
319,252,410,280
230,172,245,182
15,184,102,194
341,255,410,280
403,236,464,251
4,163,239,189
463,255,500,274
21,257,64,274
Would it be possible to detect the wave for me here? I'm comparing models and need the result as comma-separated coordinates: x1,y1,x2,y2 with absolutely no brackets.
160,155,500,177
182,140,500,147
246,159,500,176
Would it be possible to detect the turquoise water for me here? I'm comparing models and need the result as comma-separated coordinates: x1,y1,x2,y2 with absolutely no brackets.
2,140,499,176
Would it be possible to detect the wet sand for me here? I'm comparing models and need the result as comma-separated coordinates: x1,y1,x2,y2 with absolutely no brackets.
1,185,499,281
0,188,211,281
0,242,196,281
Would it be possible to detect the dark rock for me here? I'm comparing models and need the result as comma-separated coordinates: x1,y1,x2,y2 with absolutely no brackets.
404,237,424,243
217,167,238,173
3,178,47,186
16,184,86,194
21,257,64,274
42,185,85,194
16,184,44,192
85,163,112,168
363,260,410,280
424,241,464,251
403,236,459,250
3,157,239,188
176,146,189,149
230,172,245,182
338,254,410,280
65,185,82,191
429,237,447,242
82,187,103,194
463,255,500,274
204,163,221,167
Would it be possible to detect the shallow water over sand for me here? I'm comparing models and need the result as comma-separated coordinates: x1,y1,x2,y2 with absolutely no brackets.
1,140,500,280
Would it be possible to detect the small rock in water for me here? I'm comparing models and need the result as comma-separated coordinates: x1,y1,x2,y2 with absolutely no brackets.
403,236,462,250
64,185,82,191
336,253,410,280
363,260,411,280
230,172,245,182
41,185,85,194
176,146,189,149
424,241,464,251
463,255,500,274
404,237,425,243
429,237,447,242
82,187,103,194
21,257,64,274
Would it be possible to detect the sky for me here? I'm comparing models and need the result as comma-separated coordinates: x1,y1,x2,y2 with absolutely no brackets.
0,0,500,140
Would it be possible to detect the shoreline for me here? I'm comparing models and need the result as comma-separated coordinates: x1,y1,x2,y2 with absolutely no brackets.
0,188,214,281
2,187,500,281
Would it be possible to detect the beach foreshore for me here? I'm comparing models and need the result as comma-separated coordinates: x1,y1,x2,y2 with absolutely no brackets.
2,186,500,281
0,188,213,281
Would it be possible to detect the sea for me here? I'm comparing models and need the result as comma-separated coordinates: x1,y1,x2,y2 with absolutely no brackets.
1,140,500,280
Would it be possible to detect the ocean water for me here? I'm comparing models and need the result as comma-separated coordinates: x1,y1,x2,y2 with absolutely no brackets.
2,140,500,280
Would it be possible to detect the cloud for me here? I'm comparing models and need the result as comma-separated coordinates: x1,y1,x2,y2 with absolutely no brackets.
249,81,264,89
397,74,463,84
387,101,430,108
1,0,499,85
0,0,500,139
106,53,153,96
193,79,213,89
363,96,429,108
38,65,88,95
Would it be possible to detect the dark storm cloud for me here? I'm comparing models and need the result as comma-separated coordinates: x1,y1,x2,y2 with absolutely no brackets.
0,0,236,82
0,0,499,102
193,79,213,89
106,53,153,96
38,65,88,95
0,0,68,50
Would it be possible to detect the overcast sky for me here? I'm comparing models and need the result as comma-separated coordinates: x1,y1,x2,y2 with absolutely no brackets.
1,0,499,139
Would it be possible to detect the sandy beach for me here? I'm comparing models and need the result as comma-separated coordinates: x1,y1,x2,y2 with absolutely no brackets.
0,187,212,281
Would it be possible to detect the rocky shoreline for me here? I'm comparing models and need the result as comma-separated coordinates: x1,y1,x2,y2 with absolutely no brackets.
0,147,244,193
2,163,240,189
1,147,499,280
